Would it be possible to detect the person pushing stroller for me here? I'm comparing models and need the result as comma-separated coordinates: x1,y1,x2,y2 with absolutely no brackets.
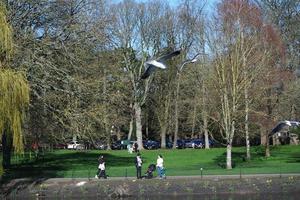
156,154,166,179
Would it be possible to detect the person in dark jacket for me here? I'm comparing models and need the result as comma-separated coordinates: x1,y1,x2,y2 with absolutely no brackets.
135,153,143,179
133,142,139,153
96,155,107,179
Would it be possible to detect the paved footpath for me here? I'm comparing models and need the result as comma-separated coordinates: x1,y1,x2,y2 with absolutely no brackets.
43,173,300,183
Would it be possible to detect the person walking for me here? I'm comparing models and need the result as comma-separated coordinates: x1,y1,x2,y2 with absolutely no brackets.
96,155,107,179
133,142,139,153
135,153,143,179
156,154,165,179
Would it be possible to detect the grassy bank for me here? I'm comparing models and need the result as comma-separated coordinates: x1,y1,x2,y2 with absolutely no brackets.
2,145,300,179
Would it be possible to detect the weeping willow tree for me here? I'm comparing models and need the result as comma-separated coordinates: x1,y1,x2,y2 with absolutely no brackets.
0,2,30,173
0,2,13,65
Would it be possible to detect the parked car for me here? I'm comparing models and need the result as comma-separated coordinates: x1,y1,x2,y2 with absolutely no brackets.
185,139,204,148
143,140,160,150
175,139,186,149
67,141,84,150
166,141,173,148
121,140,136,149
54,143,67,149
192,139,204,149
111,140,123,150
208,139,215,147
94,142,107,150
184,139,193,148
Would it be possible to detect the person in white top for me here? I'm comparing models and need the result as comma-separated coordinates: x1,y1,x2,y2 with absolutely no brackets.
96,155,107,179
135,153,143,179
156,154,165,179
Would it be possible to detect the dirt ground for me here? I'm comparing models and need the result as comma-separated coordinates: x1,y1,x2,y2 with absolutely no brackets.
1,175,300,199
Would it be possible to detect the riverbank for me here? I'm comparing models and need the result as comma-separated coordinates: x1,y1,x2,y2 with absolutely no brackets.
1,174,300,199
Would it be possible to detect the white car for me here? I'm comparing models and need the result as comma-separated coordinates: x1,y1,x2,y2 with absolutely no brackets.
67,141,84,150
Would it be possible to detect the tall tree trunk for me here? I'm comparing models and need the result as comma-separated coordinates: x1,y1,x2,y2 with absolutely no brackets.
134,102,143,150
105,124,111,150
201,32,209,149
161,124,167,149
191,101,197,139
260,126,267,145
203,115,209,149
265,133,270,157
103,67,111,150
2,132,12,169
245,87,251,160
265,89,272,158
127,115,134,140
226,121,235,169
226,143,232,169
145,111,149,138
223,90,235,169
202,82,209,149
160,89,171,149
173,77,180,149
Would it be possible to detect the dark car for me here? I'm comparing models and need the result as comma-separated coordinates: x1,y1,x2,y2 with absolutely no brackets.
200,139,215,148
143,140,160,150
166,141,173,148
208,139,215,147
184,139,193,148
192,139,204,149
111,140,123,150
175,139,186,149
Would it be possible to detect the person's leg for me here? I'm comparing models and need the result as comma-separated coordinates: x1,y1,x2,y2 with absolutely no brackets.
99,170,103,178
103,170,107,179
136,166,139,178
157,167,162,178
97,169,101,178
138,166,142,178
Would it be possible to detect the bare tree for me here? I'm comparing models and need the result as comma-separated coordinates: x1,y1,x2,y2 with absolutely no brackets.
108,0,170,149
207,0,283,168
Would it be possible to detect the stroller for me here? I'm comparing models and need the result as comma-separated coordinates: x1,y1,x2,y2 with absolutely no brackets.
144,164,156,179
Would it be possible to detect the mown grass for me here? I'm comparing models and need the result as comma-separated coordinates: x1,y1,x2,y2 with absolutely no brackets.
2,145,300,180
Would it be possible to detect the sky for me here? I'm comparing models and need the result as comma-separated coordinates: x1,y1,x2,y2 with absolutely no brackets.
111,0,220,15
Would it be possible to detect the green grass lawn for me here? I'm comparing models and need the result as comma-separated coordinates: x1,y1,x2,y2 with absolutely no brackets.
2,145,300,179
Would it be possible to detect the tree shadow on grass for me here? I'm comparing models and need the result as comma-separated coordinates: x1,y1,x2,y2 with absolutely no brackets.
0,150,137,196
32,151,134,168
285,153,300,163
213,151,247,169
1,150,136,182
